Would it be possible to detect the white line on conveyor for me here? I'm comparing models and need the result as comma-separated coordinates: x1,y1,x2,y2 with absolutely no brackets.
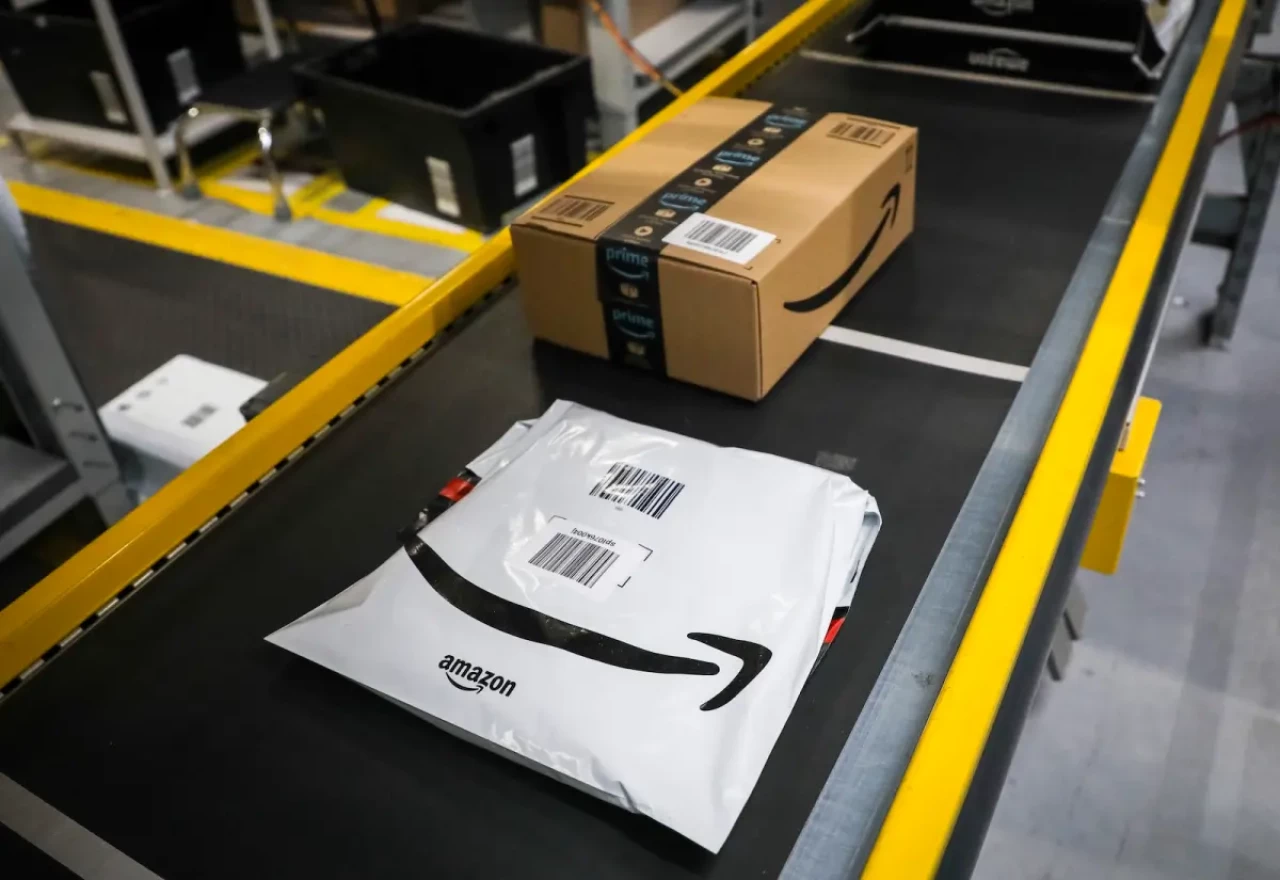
0,773,164,880
819,326,1030,382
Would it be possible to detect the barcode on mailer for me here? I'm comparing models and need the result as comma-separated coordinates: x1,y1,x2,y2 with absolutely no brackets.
828,120,896,147
529,532,620,588
589,463,685,519
661,212,775,265
536,196,613,226
182,403,217,428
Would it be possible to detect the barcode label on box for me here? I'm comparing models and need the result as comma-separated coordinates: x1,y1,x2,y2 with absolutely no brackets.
828,119,897,147
181,403,217,428
426,156,461,218
535,195,613,226
514,518,649,596
589,463,685,519
529,531,619,588
511,134,538,198
662,213,775,265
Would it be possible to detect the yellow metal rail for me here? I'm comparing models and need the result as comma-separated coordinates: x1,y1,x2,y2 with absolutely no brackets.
860,0,1247,876
0,0,861,689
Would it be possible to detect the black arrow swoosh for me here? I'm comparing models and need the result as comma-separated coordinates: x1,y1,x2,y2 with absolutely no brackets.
445,674,484,693
783,182,901,314
402,537,771,710
687,633,772,711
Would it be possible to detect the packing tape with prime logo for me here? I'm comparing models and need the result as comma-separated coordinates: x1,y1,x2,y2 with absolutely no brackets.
594,105,817,374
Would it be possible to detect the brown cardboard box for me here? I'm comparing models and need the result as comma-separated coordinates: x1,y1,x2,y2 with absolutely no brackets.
540,0,689,54
512,97,917,400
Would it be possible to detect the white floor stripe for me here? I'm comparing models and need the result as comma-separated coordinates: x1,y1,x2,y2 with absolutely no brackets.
819,326,1030,382
0,773,163,879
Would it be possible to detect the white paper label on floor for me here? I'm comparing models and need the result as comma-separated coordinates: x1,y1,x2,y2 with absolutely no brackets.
662,213,775,265
511,134,538,198
426,156,460,218
511,517,648,599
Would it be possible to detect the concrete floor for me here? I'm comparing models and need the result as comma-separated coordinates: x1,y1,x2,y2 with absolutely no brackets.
974,72,1280,880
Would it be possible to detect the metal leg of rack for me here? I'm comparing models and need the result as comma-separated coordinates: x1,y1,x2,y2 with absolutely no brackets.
1193,55,1280,347
89,0,171,192
251,0,285,59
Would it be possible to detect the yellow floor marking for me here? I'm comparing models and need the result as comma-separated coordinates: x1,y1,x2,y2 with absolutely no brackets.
11,181,431,307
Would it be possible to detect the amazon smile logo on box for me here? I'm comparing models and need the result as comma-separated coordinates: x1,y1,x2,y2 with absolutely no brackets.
612,307,656,339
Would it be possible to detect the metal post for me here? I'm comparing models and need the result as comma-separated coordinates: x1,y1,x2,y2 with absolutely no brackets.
89,0,172,192
1192,56,1280,346
251,0,284,60
587,0,638,147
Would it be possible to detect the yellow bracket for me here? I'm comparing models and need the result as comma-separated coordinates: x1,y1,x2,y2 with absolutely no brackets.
1081,396,1162,574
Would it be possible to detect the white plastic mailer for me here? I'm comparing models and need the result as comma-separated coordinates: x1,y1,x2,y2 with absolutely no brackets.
268,401,881,851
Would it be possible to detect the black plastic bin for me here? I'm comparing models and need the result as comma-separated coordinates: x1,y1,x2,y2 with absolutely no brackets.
851,0,1171,93
296,23,593,232
0,0,244,133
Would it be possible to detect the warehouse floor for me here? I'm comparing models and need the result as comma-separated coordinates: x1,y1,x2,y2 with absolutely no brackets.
974,99,1280,880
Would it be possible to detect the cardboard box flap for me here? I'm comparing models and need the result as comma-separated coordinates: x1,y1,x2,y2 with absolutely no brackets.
518,97,772,242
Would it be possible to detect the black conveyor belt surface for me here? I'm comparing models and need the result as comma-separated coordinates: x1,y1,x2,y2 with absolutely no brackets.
0,48,1150,879
26,217,393,406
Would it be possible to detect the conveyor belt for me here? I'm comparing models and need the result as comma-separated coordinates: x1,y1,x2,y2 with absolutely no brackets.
0,0,1246,876
25,216,392,406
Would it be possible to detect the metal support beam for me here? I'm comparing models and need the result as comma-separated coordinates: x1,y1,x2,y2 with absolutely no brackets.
251,0,284,59
1193,54,1280,346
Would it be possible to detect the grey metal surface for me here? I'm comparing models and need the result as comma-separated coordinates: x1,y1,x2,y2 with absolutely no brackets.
0,774,163,880
0,437,69,514
0,147,471,279
0,198,127,553
779,2,1231,878
0,481,84,568
975,79,1280,878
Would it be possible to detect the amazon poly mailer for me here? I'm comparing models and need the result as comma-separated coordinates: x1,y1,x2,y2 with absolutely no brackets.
511,97,917,400
267,401,881,851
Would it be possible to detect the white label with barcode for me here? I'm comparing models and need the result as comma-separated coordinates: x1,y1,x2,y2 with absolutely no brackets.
513,518,647,597
511,133,538,198
662,213,775,265
426,156,460,218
